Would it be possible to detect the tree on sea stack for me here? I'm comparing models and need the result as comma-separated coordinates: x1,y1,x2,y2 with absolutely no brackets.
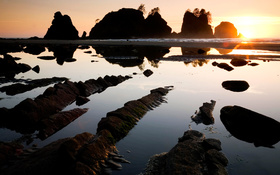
44,11,79,40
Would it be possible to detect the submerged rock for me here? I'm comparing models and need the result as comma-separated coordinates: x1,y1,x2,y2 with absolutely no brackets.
215,62,234,71
191,100,216,125
142,130,228,175
230,58,248,67
222,80,250,92
220,105,280,148
143,69,153,77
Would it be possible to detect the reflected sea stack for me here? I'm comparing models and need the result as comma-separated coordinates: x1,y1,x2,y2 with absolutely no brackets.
220,105,280,148
222,80,249,92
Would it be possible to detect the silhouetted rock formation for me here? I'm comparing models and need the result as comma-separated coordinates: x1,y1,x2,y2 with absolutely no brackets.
144,10,172,37
214,22,238,38
23,44,45,55
230,58,248,67
143,130,228,175
222,80,250,92
44,11,79,40
180,9,213,38
221,105,280,148
89,8,172,39
191,100,216,125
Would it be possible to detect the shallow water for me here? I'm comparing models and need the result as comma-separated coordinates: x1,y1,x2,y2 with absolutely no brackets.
1,39,280,174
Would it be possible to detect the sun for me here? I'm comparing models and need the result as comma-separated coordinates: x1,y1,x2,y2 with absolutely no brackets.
239,29,254,39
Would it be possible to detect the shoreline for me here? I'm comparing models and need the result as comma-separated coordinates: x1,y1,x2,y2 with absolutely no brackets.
1,38,280,51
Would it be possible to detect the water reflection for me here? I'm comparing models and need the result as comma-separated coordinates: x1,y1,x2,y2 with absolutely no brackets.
47,44,78,65
220,105,280,148
93,46,170,68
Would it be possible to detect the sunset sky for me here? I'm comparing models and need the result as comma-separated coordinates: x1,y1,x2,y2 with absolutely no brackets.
1,0,280,38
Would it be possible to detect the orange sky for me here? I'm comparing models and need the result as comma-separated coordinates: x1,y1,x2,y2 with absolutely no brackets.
1,0,280,38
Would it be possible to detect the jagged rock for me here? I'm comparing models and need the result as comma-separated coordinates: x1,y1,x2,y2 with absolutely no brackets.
214,21,238,38
191,100,216,125
144,11,172,37
180,9,213,38
89,8,145,39
143,69,153,77
38,108,89,140
76,96,90,106
0,77,68,96
0,75,131,134
220,105,280,148
89,8,171,39
230,58,248,67
143,130,228,175
97,86,172,141
32,65,40,73
222,80,250,92
44,11,79,40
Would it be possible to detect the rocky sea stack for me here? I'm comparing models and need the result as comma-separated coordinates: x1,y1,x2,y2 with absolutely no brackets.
44,11,79,40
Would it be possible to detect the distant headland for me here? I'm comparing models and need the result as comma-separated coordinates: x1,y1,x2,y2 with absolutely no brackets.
43,5,241,40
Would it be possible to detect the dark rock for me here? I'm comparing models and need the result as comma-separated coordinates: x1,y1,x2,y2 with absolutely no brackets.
222,80,250,92
180,9,213,38
220,105,280,148
143,69,153,77
38,108,89,140
44,11,79,40
216,62,234,71
230,58,248,67
248,62,259,66
214,21,238,38
97,86,172,141
181,48,210,55
81,31,87,39
23,44,45,55
0,43,23,54
0,142,23,167
0,77,68,96
76,96,90,106
32,65,40,73
37,56,56,60
143,130,228,175
89,8,145,39
203,138,222,151
0,54,31,78
212,61,219,66
143,11,172,38
191,100,216,125
0,75,131,134
84,51,92,54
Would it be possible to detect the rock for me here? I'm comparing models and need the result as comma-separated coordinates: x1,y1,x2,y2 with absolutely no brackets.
222,80,250,92
143,11,172,37
81,31,87,39
180,9,213,38
230,58,248,67
89,8,146,39
38,108,89,140
142,130,228,175
214,21,238,38
191,100,216,125
216,62,234,71
0,77,68,96
248,62,259,66
97,86,172,141
143,69,153,77
44,11,79,40
76,96,90,106
89,8,171,39
32,65,40,73
220,105,280,148
0,54,31,78
37,56,56,60
84,51,92,54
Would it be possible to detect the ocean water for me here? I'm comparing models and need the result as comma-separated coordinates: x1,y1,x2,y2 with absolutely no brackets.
1,38,280,174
